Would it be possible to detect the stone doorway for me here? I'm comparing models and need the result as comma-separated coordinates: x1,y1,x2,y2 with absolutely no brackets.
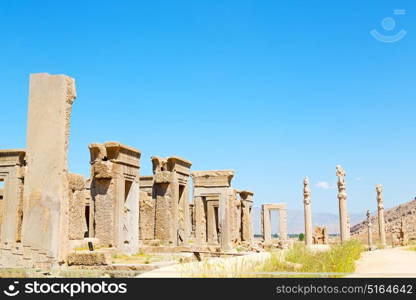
261,203,287,244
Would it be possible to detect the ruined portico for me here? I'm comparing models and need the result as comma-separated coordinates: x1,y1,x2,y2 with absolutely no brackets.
239,190,254,245
192,170,235,251
151,156,192,247
89,142,141,254
0,150,26,246
261,203,287,244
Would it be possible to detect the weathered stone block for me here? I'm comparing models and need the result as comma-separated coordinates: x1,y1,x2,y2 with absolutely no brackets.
22,73,77,266
67,251,111,266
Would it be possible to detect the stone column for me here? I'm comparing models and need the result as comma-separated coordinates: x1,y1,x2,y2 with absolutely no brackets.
279,208,287,240
376,184,386,247
22,73,77,266
194,196,206,246
366,210,373,250
346,215,351,240
261,205,271,243
219,189,233,251
303,177,313,246
240,191,254,244
336,165,349,243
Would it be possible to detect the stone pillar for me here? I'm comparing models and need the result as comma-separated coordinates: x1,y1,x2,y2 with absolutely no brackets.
188,203,195,239
366,210,373,250
336,165,349,243
192,170,234,251
68,174,87,240
89,142,141,254
376,184,386,247
346,215,351,240
218,188,234,251
152,156,192,247
303,177,312,246
279,208,287,240
239,191,254,245
194,196,206,247
262,205,271,243
207,200,218,245
21,73,77,267
138,176,155,242
231,189,241,245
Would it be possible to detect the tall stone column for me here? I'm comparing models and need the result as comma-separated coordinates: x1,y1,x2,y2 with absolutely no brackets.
376,184,386,247
366,210,373,250
22,73,77,266
346,215,351,240
336,165,349,243
303,177,313,246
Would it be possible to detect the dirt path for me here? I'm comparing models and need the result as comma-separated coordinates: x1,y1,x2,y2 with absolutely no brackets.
350,247,416,277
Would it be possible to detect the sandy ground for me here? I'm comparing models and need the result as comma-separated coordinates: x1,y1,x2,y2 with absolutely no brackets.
350,247,416,278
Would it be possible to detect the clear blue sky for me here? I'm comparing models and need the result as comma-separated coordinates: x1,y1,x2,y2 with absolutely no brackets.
1,1,415,214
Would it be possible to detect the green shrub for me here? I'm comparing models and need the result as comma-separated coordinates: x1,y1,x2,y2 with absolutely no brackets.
298,233,305,241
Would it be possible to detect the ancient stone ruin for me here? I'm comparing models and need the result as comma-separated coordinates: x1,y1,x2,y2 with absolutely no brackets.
392,219,408,247
139,156,192,248
0,74,76,268
376,184,386,247
238,190,254,247
0,73,257,269
336,165,350,243
303,177,312,246
312,226,328,245
89,142,141,254
261,203,287,246
192,170,235,251
351,198,416,243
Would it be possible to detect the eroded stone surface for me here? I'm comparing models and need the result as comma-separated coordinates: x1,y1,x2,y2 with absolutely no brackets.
21,73,77,267
336,165,350,243
151,156,192,247
68,174,87,240
303,177,313,246
192,170,235,251
312,226,328,245
89,142,141,255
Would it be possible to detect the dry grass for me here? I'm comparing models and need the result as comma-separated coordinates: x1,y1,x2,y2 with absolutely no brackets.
253,239,364,278
111,251,153,264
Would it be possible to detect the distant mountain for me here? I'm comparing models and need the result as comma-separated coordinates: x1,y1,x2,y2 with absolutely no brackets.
251,207,365,235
